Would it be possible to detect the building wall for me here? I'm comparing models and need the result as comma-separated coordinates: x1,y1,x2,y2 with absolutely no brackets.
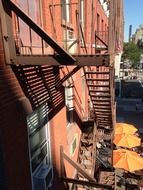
0,18,32,190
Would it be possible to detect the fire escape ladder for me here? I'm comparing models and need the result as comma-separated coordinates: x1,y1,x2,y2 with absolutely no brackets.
85,66,113,130
2,0,76,65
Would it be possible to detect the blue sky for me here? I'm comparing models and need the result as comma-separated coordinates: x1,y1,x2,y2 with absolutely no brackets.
124,0,143,42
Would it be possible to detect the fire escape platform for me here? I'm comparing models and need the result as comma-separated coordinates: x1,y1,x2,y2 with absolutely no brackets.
15,54,110,66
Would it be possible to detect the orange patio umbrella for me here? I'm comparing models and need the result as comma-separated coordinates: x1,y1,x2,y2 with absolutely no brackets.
113,149,143,172
115,123,138,135
113,133,141,148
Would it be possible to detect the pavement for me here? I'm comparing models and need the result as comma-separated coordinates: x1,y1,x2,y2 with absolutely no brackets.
115,97,143,190
116,97,143,133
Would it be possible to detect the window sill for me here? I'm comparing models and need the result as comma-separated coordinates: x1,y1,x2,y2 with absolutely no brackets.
61,20,74,30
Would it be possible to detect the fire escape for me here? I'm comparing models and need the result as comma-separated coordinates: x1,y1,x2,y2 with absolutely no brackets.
1,0,123,189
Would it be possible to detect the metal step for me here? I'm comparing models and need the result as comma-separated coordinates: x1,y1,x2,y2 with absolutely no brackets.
87,84,109,87
85,71,110,75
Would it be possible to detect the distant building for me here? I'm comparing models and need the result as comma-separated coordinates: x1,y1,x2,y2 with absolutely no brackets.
129,25,132,42
132,25,143,47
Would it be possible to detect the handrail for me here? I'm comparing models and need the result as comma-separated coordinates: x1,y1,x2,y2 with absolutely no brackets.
75,10,88,54
95,31,108,48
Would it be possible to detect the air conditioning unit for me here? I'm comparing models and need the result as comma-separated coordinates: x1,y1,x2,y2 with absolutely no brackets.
33,164,53,190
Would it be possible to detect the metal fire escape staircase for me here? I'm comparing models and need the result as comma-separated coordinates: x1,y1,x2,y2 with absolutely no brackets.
85,67,113,130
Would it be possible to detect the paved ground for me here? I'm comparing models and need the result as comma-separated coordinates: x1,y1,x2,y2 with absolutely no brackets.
116,97,143,133
115,97,143,190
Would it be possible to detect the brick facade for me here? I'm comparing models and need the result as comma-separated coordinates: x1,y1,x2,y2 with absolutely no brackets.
0,18,32,190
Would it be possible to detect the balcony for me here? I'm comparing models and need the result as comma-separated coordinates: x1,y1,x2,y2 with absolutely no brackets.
1,0,110,67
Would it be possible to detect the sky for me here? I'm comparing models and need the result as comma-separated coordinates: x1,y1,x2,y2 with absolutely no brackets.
124,0,143,42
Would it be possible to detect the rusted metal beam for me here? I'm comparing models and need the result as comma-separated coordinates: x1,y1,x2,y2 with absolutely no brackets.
95,31,108,48
75,54,110,66
60,66,81,84
15,54,110,66
0,0,17,64
62,177,112,189
2,0,76,65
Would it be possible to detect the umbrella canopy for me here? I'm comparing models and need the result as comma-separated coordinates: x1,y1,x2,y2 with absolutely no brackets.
113,133,141,148
115,123,138,135
113,149,143,172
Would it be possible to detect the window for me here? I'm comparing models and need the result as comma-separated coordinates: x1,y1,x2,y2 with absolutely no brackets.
16,0,42,47
97,13,100,33
27,104,52,179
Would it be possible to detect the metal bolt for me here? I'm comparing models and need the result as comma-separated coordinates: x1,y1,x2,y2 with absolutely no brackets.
4,36,9,41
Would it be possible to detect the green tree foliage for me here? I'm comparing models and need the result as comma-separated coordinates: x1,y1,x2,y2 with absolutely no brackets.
122,42,141,68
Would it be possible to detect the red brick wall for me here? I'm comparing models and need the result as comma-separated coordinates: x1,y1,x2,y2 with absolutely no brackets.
0,18,32,190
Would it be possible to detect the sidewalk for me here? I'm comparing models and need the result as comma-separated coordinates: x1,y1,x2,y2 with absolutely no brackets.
115,98,143,190
116,98,143,131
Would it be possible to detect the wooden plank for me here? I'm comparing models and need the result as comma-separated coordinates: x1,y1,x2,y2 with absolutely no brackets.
63,151,96,182
62,177,112,189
